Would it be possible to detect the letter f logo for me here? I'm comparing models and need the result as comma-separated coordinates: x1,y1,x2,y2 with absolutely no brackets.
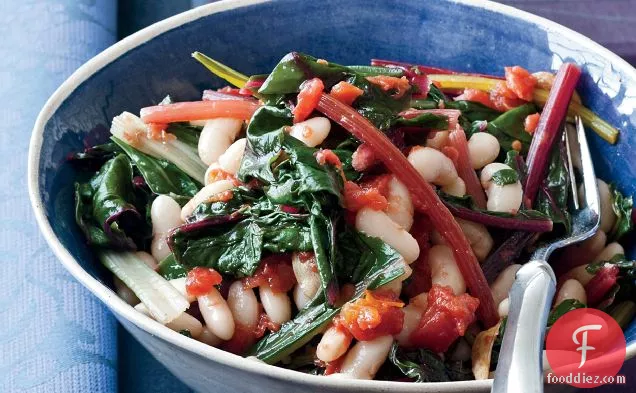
572,324,603,368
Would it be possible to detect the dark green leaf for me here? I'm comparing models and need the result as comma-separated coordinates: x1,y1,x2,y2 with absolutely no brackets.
74,182,111,247
441,192,550,222
395,113,449,130
309,203,339,305
346,65,404,77
388,343,472,382
486,103,537,152
69,141,122,170
113,137,200,202
157,253,188,280
178,329,192,338
167,123,202,149
608,185,634,241
534,144,571,232
445,100,501,123
547,299,586,326
491,169,519,186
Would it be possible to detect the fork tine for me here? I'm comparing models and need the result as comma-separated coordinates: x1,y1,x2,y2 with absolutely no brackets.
575,115,600,215
564,125,579,210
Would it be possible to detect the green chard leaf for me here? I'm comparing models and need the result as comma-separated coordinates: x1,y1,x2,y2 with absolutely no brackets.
388,343,472,382
534,144,571,232
112,137,200,202
608,185,634,241
486,103,537,152
167,123,203,149
491,169,519,186
547,299,586,326
157,253,188,280
395,113,449,129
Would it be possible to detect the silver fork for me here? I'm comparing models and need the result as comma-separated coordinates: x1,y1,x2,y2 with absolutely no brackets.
492,116,601,393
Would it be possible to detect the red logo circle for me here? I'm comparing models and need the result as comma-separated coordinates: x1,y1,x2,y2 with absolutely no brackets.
545,308,626,388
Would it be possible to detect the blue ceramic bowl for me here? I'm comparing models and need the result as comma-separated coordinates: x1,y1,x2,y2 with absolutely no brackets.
28,0,636,391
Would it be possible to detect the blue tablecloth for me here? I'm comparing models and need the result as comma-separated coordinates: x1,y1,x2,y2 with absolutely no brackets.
1,1,634,392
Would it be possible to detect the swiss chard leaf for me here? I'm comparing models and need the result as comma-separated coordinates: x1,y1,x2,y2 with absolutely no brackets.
113,137,200,203
491,169,519,186
259,52,350,95
445,100,501,123
388,343,472,382
309,203,339,306
395,113,448,129
75,154,146,249
486,103,537,152
534,144,571,232
169,207,313,277
547,299,586,326
608,185,634,241
69,141,122,170
157,253,188,280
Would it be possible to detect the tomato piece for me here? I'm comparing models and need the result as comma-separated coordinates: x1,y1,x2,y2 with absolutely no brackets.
293,78,324,123
205,166,240,186
454,89,498,110
297,251,318,273
330,81,364,106
146,123,174,142
341,290,405,341
524,113,541,134
366,75,411,98
505,66,537,102
351,143,377,172
409,284,479,353
324,355,345,375
489,81,526,112
254,312,281,337
243,254,296,293
185,267,223,297
315,149,343,168
221,324,257,355
344,181,388,212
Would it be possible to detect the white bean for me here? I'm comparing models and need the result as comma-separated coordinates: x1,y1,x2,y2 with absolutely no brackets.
564,264,595,286
441,177,466,197
292,252,321,299
468,132,500,170
395,304,424,346
579,179,616,233
259,285,292,325
429,245,466,295
198,288,235,340
198,326,223,347
408,146,458,187
288,117,331,147
204,162,222,186
293,285,312,310
150,195,183,261
425,130,449,150
433,219,494,262
197,118,243,165
410,292,429,310
227,281,259,329
181,179,234,221
317,326,352,362
355,208,420,264
592,242,624,264
490,264,522,306
498,298,510,318
561,230,607,268
555,279,587,305
338,335,394,380
166,312,204,338
481,163,523,214
218,138,247,175
385,176,414,231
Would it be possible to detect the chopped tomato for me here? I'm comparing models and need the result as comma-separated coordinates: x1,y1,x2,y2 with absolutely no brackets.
185,267,223,297
366,75,411,98
222,324,257,355
330,81,364,106
243,254,296,293
146,123,174,142
315,149,342,168
324,356,345,375
293,78,324,123
511,140,523,152
254,312,281,336
505,66,537,101
297,251,318,273
351,143,377,172
403,215,432,298
489,81,526,112
454,89,498,110
341,290,405,341
140,100,260,123
409,284,479,353
205,166,240,186
344,181,388,212
524,113,540,134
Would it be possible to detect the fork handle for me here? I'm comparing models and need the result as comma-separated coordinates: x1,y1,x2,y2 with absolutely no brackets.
491,260,556,393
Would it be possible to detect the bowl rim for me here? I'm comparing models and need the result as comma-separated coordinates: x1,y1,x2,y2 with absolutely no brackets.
27,0,636,390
